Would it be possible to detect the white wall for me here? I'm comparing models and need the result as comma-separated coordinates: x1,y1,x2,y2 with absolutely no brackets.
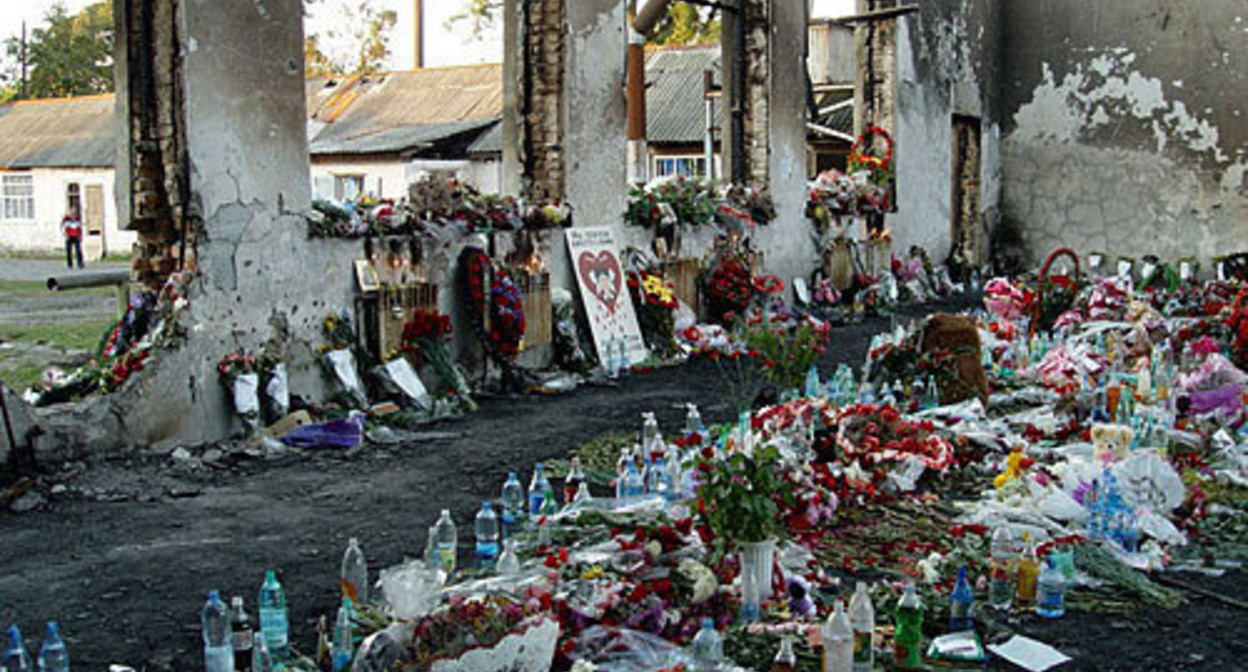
0,167,135,260
310,158,409,201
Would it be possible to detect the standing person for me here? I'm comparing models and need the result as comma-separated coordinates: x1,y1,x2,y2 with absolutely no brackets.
61,207,84,269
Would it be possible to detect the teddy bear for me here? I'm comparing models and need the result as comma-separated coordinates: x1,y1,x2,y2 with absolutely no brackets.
1091,423,1134,464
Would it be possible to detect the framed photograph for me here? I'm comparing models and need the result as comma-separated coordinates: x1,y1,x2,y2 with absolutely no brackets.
355,259,382,293
1177,257,1199,282
1116,257,1135,280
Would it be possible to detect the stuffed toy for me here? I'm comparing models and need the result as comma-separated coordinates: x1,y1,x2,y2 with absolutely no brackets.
994,446,1035,490
1091,423,1134,464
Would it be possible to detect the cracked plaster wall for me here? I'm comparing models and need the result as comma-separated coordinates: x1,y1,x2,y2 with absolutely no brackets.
888,0,1002,264
1000,0,1248,265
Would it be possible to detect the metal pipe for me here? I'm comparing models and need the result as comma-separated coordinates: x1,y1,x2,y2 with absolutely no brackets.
633,0,676,36
46,270,132,292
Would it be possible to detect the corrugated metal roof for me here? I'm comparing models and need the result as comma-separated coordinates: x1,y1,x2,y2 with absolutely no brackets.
0,95,116,169
308,65,503,156
645,45,722,145
467,120,502,156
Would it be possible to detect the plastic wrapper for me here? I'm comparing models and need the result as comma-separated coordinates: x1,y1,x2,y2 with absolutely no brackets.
232,373,261,431
927,631,986,662
280,412,364,449
374,358,433,410
429,618,559,672
1111,450,1186,513
1177,353,1248,393
378,560,441,619
262,363,290,421
326,348,368,407
573,627,691,672
352,624,410,672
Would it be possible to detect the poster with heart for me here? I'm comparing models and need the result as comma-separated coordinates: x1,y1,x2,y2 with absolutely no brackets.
565,227,648,367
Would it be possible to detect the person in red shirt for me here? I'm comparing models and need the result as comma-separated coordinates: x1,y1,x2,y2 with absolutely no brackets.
61,207,84,269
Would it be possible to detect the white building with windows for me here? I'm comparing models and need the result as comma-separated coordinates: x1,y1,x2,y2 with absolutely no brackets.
0,95,132,260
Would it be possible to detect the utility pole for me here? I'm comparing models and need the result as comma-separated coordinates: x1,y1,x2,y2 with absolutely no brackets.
20,21,28,100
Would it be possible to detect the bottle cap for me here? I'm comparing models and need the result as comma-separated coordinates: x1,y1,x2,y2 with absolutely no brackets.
45,621,58,636
482,500,492,510
441,508,450,517
702,617,714,629
208,589,221,600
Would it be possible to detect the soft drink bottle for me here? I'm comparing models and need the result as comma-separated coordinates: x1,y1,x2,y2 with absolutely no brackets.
258,571,289,660
1015,533,1040,610
528,463,552,515
36,622,69,672
823,600,853,672
231,597,254,672
893,584,924,670
474,501,500,567
202,590,235,672
500,471,525,531
564,457,585,504
848,582,874,672
949,566,974,632
433,509,458,577
341,537,369,605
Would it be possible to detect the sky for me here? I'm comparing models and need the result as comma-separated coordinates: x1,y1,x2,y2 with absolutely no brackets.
1,0,852,74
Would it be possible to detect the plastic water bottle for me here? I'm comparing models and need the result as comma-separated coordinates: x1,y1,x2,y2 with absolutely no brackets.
1036,557,1067,618
574,481,594,504
824,600,854,672
4,626,32,672
474,501,500,566
500,471,525,532
258,571,289,660
604,337,618,379
690,618,723,671
331,599,354,672
497,539,521,575
616,338,632,376
36,622,69,672
988,527,1017,610
615,447,633,499
949,566,974,632
341,537,369,605
202,590,235,672
230,597,253,672
642,412,661,455
893,584,924,670
848,582,875,672
665,454,684,502
621,460,644,501
433,509,458,577
648,456,669,499
805,365,822,399
251,632,274,672
528,463,553,515
684,403,703,438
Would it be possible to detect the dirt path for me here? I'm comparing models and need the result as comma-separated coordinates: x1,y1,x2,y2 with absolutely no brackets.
0,299,1243,671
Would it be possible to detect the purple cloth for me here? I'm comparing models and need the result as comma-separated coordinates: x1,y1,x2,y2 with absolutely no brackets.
280,416,363,449
1188,384,1244,416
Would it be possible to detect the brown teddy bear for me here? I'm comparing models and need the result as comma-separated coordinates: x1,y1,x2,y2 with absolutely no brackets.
1091,423,1134,464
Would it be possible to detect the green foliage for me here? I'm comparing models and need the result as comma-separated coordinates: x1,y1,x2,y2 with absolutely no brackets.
3,1,114,100
303,1,397,77
741,317,828,393
696,444,791,555
652,2,721,46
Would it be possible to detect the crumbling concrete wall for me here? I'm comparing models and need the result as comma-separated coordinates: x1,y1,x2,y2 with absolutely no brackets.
888,0,1002,265
100,0,359,451
999,0,1248,266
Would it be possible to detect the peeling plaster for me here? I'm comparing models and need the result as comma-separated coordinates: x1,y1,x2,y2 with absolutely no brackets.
1013,50,1229,162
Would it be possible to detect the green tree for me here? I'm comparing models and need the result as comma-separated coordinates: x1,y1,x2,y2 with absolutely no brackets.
3,1,114,100
455,0,717,45
304,34,344,78
302,1,397,77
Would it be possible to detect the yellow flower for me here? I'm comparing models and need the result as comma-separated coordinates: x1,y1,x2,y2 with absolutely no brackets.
642,275,676,304
581,565,605,580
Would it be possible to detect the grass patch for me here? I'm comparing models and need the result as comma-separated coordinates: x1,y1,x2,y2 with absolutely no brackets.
0,359,51,392
0,317,115,352
0,278,116,300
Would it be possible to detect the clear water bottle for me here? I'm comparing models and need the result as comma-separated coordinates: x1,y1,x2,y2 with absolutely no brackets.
474,501,500,566
500,471,525,532
1036,557,1067,618
648,456,669,498
497,539,521,575
690,618,722,671
528,463,552,516
331,598,354,672
202,590,235,672
341,537,369,606
4,625,33,672
616,338,632,377
230,597,254,672
924,375,940,410
665,454,684,502
824,600,854,672
433,509,458,577
574,481,593,504
988,526,1017,610
604,337,618,379
251,632,274,672
615,447,633,499
684,403,703,437
622,460,644,501
848,581,875,672
36,622,68,672
642,412,661,455
805,365,822,399
948,566,974,632
258,571,289,660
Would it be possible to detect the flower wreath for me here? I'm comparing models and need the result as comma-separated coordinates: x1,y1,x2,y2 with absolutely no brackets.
848,125,895,189
460,247,526,371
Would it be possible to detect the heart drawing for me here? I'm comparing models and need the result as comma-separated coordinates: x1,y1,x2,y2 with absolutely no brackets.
577,251,622,315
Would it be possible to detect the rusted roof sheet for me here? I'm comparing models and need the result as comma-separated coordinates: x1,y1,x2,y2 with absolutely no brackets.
0,95,116,169
308,64,503,156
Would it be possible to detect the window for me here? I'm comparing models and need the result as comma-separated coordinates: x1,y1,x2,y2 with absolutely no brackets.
2,174,34,221
334,174,365,202
653,156,709,179
66,182,82,216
